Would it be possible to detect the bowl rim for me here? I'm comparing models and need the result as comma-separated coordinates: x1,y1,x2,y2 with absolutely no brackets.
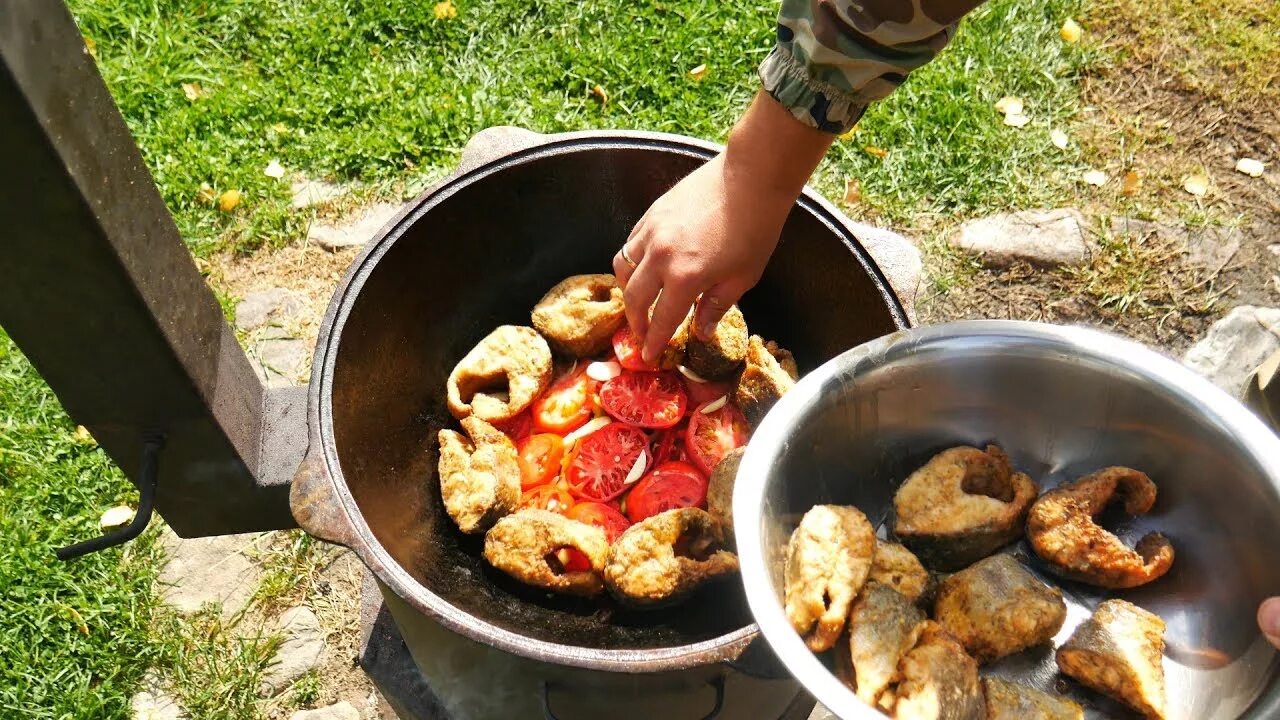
733,319,1280,719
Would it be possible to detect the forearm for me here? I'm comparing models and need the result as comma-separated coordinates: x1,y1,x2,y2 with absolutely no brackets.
722,92,835,208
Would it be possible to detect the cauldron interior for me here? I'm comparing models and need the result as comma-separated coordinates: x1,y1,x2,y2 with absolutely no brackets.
326,141,905,651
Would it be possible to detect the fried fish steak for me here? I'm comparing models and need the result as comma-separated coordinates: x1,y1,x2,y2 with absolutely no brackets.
1057,599,1167,720
869,540,932,605
784,504,875,652
683,305,749,380
893,622,985,720
892,445,1038,571
447,325,553,422
530,274,626,357
1027,466,1174,589
705,447,744,547
483,509,610,597
437,416,521,534
734,336,800,427
933,554,1066,663
842,582,928,706
983,677,1084,720
603,508,738,608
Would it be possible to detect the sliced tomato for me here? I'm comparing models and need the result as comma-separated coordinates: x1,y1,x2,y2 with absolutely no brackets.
612,326,656,371
685,379,733,407
516,433,564,490
565,422,649,502
554,547,593,573
494,410,533,441
626,461,709,523
520,484,575,515
567,502,632,543
652,424,687,466
600,372,688,429
532,369,596,435
685,401,749,475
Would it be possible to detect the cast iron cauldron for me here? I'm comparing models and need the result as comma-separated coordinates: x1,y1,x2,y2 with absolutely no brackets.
291,129,911,719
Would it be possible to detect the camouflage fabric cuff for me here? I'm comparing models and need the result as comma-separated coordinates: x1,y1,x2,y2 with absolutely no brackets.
759,45,869,135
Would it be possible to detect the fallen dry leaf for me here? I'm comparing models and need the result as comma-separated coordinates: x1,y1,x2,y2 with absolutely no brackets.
838,124,859,141
688,64,709,81
994,96,1024,115
1082,169,1107,186
1121,170,1141,196
197,182,217,204
863,145,888,159
1060,18,1083,43
61,604,89,636
1050,128,1069,149
1235,158,1266,178
1003,113,1030,128
433,0,457,20
270,122,289,134
218,189,242,212
591,84,609,106
100,505,135,529
181,82,204,102
843,178,861,205
73,425,94,444
263,160,285,179
1183,173,1210,197
83,36,97,59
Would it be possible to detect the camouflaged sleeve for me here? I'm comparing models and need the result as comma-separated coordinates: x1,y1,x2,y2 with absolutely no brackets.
760,0,987,133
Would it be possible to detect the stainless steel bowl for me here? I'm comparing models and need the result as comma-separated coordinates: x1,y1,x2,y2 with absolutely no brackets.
734,320,1280,719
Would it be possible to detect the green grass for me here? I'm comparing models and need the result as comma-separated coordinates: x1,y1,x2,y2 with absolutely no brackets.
71,0,1095,256
0,330,163,719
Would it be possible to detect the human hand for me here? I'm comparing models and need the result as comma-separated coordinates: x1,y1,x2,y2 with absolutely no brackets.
1260,597,1280,648
613,92,836,364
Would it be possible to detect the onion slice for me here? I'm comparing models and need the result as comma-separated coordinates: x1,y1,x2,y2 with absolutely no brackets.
700,395,728,414
678,365,708,384
563,416,611,447
586,360,622,382
624,450,648,485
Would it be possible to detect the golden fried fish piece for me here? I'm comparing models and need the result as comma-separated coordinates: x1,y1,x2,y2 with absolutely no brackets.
483,509,609,597
734,336,800,428
603,508,738,608
437,416,521,534
840,582,927,706
893,445,1038,572
683,305,749,380
447,325,553,422
893,622,985,720
1027,467,1174,589
1057,599,1167,720
784,505,875,652
705,447,744,547
530,274,626,357
933,554,1066,664
983,677,1084,720
870,540,932,605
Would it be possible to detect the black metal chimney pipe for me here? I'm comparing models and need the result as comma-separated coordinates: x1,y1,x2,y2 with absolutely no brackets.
0,0,303,540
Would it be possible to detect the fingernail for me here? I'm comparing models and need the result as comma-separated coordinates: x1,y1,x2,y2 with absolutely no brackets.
1261,598,1280,637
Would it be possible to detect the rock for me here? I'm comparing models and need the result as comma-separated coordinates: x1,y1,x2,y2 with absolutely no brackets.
950,208,1089,268
308,202,403,251
291,178,346,209
261,606,327,697
288,702,360,720
847,222,923,322
251,334,309,388
130,690,185,720
1109,216,1243,269
158,530,263,618
1184,306,1280,396
234,288,304,331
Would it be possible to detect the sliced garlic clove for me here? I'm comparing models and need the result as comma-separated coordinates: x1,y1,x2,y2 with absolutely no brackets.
678,365,708,383
586,361,622,382
701,395,728,414
624,450,648,485
563,416,611,447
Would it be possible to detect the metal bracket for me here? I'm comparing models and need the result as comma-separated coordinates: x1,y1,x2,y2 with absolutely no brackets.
56,434,164,561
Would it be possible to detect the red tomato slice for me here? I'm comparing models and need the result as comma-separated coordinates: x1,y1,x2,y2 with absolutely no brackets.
612,326,656,371
520,485,575,515
625,461,709,523
494,410,533,441
566,502,632,544
685,401,749,475
685,379,732,407
516,434,564,490
652,424,687,466
532,369,596,435
565,422,649,502
599,372,688,429
555,547,593,573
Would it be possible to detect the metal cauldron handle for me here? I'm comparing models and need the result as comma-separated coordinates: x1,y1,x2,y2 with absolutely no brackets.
290,447,357,548
540,677,725,720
